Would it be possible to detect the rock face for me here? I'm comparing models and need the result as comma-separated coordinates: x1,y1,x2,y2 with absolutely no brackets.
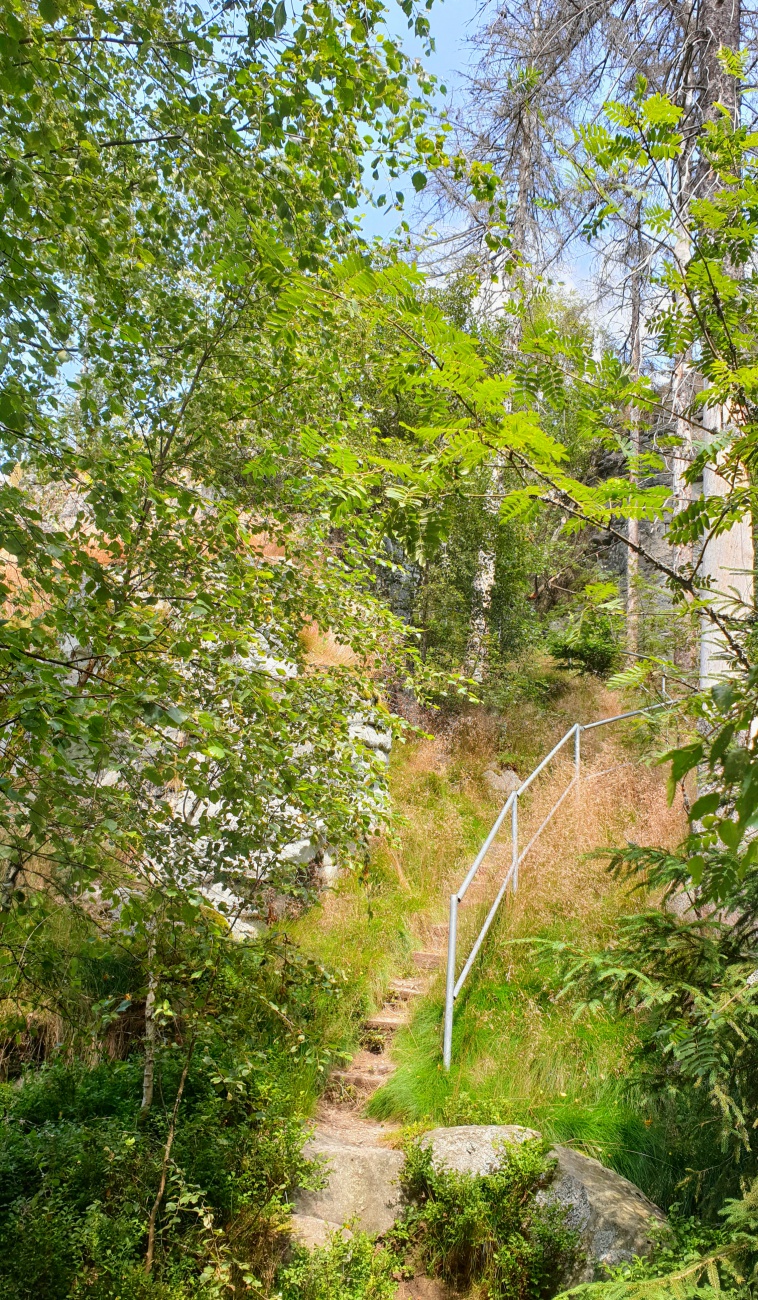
293,1123,665,1284
348,718,393,767
420,1125,667,1283
288,1213,352,1252
294,1131,406,1236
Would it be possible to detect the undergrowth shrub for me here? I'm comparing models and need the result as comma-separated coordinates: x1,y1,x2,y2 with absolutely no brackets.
0,1054,316,1299
548,583,623,677
0,925,345,1300
0,916,356,1298
275,1232,397,1300
393,1136,583,1299
562,1183,758,1300
549,846,758,1216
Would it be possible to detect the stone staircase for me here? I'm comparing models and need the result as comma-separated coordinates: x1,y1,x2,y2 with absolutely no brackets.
295,898,669,1300
293,924,450,1256
330,924,448,1099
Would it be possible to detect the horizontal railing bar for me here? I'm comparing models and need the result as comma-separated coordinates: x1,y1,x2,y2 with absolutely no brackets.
516,772,577,867
454,861,516,998
457,791,515,902
580,701,676,731
443,693,686,1069
516,723,578,794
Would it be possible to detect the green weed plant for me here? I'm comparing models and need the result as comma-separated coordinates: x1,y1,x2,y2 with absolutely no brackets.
392,1136,582,1299
276,1232,397,1300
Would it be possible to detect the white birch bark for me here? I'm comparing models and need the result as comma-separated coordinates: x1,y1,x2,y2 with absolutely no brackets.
626,258,644,653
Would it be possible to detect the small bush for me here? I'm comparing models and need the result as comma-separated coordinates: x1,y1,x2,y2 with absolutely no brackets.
275,1231,397,1300
548,582,623,677
0,1052,316,1298
393,1136,583,1299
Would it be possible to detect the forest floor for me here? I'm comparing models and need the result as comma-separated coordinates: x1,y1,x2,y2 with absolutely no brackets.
289,669,689,1209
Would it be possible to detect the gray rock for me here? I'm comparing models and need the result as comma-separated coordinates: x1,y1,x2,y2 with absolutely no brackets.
420,1124,538,1174
293,1123,665,1282
279,837,318,866
421,1125,666,1283
288,1213,352,1251
483,768,521,796
295,1132,405,1236
349,722,393,753
540,1145,667,1282
317,852,339,885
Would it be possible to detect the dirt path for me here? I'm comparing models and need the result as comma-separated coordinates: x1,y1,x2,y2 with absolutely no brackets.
295,716,684,1300
315,946,445,1142
315,729,685,1139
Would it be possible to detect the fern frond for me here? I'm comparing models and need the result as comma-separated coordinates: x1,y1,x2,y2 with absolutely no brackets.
557,1242,745,1300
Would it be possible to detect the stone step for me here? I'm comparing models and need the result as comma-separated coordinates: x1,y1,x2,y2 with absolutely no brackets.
344,1056,395,1078
338,1050,394,1077
412,950,442,971
363,1010,408,1031
388,978,426,999
428,923,448,943
334,1065,396,1091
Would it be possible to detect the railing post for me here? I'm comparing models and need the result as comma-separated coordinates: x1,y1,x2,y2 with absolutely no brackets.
439,702,680,1070
442,893,458,1071
511,794,518,893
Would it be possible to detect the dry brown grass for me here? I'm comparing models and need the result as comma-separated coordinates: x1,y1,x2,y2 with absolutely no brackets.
451,730,686,959
293,681,690,1040
362,685,692,1170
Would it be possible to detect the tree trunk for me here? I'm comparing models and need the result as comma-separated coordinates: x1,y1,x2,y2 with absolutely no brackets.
0,851,22,910
140,934,158,1116
626,236,644,654
466,543,496,683
698,405,754,687
699,0,741,127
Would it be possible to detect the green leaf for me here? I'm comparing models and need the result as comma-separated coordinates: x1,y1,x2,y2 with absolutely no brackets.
690,792,720,821
717,819,742,850
723,748,749,784
687,854,706,885
712,682,736,713
662,741,703,804
119,324,142,344
642,93,683,126
664,742,704,783
711,724,736,764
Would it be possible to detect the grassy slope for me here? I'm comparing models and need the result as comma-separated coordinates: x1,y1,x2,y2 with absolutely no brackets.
290,669,689,1208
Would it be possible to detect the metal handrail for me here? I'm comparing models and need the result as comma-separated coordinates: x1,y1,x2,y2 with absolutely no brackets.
442,698,681,1070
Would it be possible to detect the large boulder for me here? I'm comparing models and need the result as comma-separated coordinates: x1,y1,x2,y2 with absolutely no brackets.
295,1131,405,1236
420,1125,667,1283
288,1213,352,1252
293,1123,665,1285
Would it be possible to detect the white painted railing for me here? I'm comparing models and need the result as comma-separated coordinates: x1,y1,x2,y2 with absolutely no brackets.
442,700,679,1070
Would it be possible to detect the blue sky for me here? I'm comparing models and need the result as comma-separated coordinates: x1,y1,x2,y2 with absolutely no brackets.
357,0,482,241
354,3,635,337
397,0,479,88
